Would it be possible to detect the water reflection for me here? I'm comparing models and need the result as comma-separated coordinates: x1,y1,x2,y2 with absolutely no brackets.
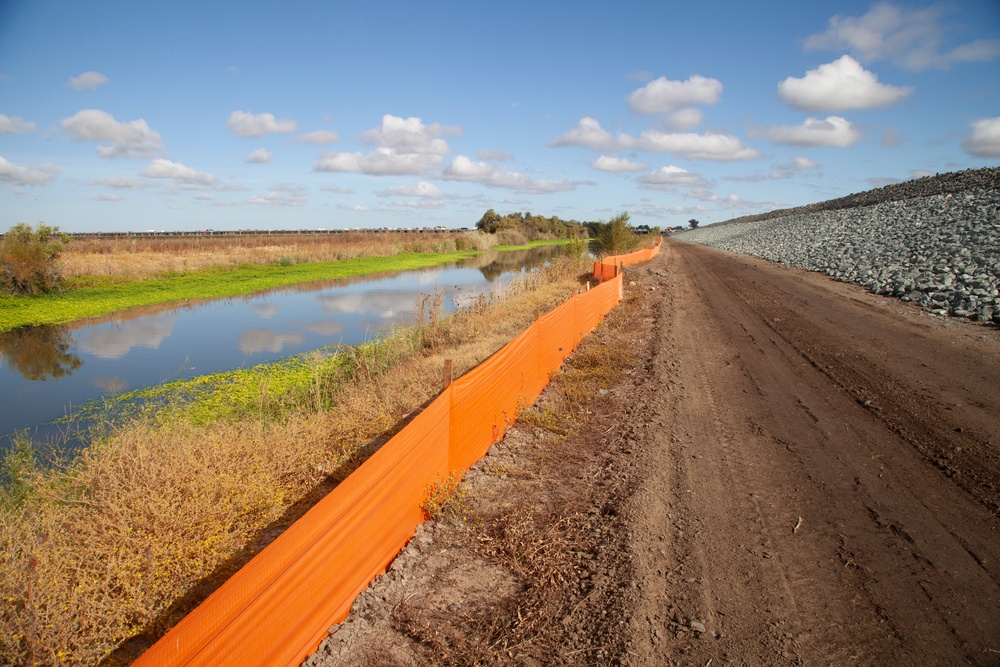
79,313,177,360
0,326,83,381
237,330,306,354
0,243,584,445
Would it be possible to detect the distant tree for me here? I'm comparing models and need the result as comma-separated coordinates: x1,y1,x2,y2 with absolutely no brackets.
476,209,503,234
1,222,70,295
594,212,639,256
688,218,700,229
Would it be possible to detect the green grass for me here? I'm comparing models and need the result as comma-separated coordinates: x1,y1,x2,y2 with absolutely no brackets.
492,239,573,251
0,250,478,332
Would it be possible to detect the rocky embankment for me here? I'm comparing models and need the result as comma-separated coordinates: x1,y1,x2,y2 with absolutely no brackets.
676,168,1000,324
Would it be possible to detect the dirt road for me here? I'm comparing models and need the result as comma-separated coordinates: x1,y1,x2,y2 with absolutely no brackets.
309,238,1000,666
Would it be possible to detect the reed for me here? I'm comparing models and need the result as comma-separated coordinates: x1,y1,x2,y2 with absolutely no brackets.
0,254,591,666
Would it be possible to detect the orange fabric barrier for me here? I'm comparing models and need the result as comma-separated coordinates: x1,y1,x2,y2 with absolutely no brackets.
593,237,662,282
134,243,659,667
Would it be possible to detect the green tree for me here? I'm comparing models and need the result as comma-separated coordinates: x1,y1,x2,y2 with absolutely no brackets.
476,209,502,233
594,212,639,256
688,218,700,229
1,223,71,295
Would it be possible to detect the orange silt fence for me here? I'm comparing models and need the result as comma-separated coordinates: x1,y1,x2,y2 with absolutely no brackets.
593,237,661,282
134,242,658,667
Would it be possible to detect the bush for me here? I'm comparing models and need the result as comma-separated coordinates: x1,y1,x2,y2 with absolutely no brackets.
594,212,639,256
1,223,70,295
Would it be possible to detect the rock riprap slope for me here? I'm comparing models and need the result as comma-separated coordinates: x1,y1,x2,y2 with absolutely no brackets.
676,172,999,324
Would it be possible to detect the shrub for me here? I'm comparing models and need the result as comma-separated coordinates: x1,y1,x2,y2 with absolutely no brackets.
593,212,639,256
1,223,70,295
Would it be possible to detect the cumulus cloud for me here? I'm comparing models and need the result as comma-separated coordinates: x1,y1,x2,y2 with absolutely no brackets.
296,129,339,145
359,114,458,155
376,181,449,198
62,109,163,158
440,155,577,193
89,177,154,190
244,148,273,164
625,130,762,161
962,117,1000,158
637,165,709,189
313,148,443,176
227,110,297,137
0,155,58,185
140,159,218,186
591,156,648,173
0,115,36,134
320,184,354,194
247,183,307,207
627,75,723,114
313,114,456,177
805,2,1000,71
665,108,704,131
68,71,108,91
549,117,621,151
777,56,912,112
764,116,863,147
476,149,514,161
773,156,820,170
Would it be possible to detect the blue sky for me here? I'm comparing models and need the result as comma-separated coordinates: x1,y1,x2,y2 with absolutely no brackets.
1,0,998,232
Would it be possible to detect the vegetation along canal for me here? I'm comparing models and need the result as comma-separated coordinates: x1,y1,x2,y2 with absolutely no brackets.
0,244,574,451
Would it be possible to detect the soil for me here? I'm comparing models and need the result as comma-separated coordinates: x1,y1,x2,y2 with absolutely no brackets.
303,238,1000,666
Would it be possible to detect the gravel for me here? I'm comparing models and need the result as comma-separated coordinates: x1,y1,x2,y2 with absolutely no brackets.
675,168,1000,324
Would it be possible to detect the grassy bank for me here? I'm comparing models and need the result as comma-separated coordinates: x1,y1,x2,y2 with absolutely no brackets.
0,253,592,666
0,239,580,333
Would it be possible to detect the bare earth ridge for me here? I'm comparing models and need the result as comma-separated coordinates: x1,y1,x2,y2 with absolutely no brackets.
305,238,1000,666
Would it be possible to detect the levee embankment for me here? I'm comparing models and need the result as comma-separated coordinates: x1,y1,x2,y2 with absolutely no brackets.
676,167,1000,325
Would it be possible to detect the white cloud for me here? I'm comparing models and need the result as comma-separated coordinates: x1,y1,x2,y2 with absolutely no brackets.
89,177,153,190
0,115,36,134
227,110,297,137
591,156,648,173
313,148,443,175
247,183,307,207
637,165,709,189
625,130,762,161
68,71,108,91
962,117,1000,158
62,109,163,158
665,107,704,131
476,149,514,161
440,155,577,193
376,181,448,198
805,2,1000,71
0,155,57,185
95,193,124,201
549,117,621,151
140,159,219,186
296,129,340,145
777,55,912,112
764,116,863,147
320,184,354,194
389,199,446,209
627,75,723,114
312,114,457,177
359,114,457,155
244,148,273,164
773,156,820,170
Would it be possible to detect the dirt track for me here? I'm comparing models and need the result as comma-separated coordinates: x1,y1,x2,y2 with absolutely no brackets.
308,238,1000,666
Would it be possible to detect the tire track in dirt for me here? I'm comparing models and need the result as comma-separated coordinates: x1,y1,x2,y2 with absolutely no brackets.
624,240,1000,666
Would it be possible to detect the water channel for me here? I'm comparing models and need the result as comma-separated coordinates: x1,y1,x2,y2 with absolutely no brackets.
0,244,578,452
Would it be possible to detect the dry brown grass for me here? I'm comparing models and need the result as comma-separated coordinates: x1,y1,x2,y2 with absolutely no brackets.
59,231,495,279
0,254,590,667
382,278,652,665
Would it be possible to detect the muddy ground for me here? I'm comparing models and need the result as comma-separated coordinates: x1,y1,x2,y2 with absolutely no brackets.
304,238,1000,666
